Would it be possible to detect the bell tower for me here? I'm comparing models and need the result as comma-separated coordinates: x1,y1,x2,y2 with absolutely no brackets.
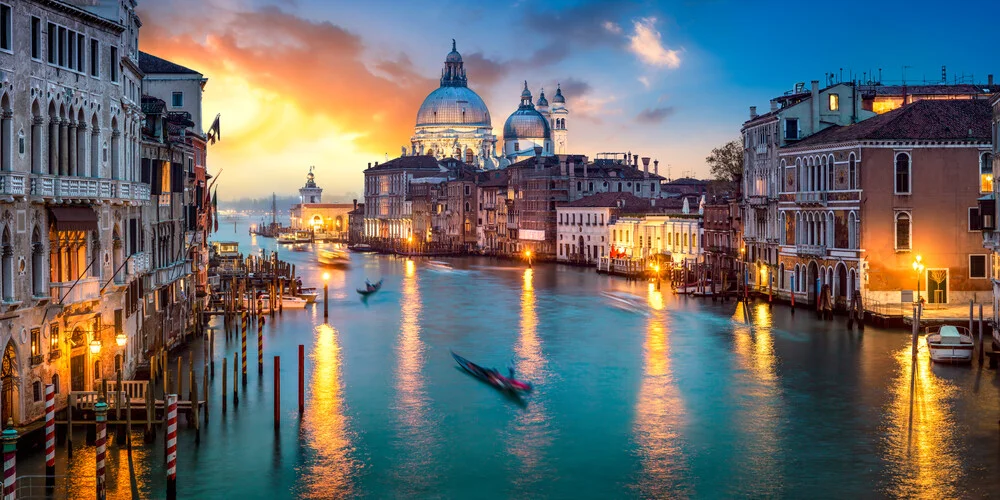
551,83,569,154
299,166,323,204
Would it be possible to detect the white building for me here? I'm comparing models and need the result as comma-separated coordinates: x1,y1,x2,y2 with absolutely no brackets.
556,192,655,264
609,209,704,266
982,95,1000,327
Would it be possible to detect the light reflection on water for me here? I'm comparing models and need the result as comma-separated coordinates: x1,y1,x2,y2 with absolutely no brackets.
632,284,689,498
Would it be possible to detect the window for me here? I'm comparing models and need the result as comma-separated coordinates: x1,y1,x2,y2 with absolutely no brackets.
47,23,56,63
58,26,66,66
90,39,99,77
848,154,857,189
828,94,839,111
33,382,41,403
30,328,40,357
171,92,183,107
981,153,993,194
464,185,470,196
970,207,982,231
895,212,911,250
52,374,60,394
894,153,910,194
31,17,41,59
784,118,798,140
77,34,84,72
110,46,118,82
970,255,987,279
50,323,59,349
0,4,10,52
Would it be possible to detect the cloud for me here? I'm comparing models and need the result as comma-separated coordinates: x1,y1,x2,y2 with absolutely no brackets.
636,106,676,124
638,76,651,89
558,77,593,99
603,21,623,35
522,1,634,49
629,17,681,68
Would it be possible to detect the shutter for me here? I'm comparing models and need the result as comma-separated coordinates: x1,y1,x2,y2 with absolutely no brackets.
196,185,204,209
141,158,151,185
128,218,138,255
187,206,197,231
172,163,184,193
150,160,162,195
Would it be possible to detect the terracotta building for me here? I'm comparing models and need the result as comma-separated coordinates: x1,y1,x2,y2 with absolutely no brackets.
776,99,992,309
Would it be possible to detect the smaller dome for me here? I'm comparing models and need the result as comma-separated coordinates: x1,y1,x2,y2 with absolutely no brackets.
553,84,565,104
446,39,462,62
536,89,548,107
504,108,551,140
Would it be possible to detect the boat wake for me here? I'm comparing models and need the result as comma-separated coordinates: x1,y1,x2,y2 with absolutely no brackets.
600,291,651,316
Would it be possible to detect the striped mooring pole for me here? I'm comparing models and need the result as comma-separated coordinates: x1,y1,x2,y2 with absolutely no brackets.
241,311,248,385
258,314,265,374
2,420,17,500
45,384,55,490
95,400,108,500
166,394,178,500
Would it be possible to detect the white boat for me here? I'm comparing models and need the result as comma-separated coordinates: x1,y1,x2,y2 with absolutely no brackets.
294,230,313,243
297,287,319,304
318,249,350,267
259,295,309,312
926,325,974,363
600,291,650,316
277,232,297,244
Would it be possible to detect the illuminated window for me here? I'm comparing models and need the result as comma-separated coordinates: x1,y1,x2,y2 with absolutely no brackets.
980,153,993,193
828,94,839,111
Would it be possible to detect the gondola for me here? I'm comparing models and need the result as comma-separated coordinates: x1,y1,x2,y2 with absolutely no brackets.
451,351,531,392
356,279,383,296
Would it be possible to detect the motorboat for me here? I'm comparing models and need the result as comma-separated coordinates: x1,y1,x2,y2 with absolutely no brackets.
925,325,974,363
318,249,350,267
277,232,297,244
294,230,313,243
426,260,453,271
211,241,240,259
600,291,650,316
257,294,309,312
349,244,376,253
297,287,319,303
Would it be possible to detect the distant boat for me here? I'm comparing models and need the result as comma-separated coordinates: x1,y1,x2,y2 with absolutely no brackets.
451,351,531,393
349,244,376,253
926,325,974,363
277,232,297,244
427,260,453,271
252,295,308,312
318,249,350,267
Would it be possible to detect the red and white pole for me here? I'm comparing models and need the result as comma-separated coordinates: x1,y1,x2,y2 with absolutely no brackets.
2,423,17,500
258,314,264,375
95,400,108,500
45,384,55,489
166,394,178,500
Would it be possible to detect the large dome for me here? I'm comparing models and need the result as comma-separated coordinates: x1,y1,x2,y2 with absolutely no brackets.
415,86,491,127
503,108,550,139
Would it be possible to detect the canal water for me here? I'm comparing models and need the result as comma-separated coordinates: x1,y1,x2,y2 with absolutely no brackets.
18,218,1000,498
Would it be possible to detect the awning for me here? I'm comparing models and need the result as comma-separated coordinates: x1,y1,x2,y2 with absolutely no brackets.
49,207,98,231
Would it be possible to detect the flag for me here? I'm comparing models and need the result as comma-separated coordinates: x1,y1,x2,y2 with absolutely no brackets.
207,114,221,144
212,189,219,233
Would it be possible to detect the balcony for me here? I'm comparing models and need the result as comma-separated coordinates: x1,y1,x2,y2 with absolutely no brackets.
30,175,150,204
747,195,769,206
0,173,28,199
798,244,827,257
795,192,827,206
50,277,100,305
152,261,191,289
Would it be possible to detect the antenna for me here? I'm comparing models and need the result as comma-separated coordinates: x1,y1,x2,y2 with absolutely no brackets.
902,65,912,85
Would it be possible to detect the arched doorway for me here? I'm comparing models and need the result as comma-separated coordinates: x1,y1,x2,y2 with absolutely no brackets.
577,236,585,260
1,341,19,426
837,263,848,307
70,327,86,391
807,261,819,305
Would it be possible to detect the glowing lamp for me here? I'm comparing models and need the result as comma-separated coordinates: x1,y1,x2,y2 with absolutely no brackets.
323,272,330,282
115,333,127,347
89,339,102,355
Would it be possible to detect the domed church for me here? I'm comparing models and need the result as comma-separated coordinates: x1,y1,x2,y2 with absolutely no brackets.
501,82,569,162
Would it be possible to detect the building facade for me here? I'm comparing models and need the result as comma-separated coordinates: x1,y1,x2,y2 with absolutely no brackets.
289,168,351,240
703,199,741,281
609,212,703,266
556,192,655,265
777,99,992,309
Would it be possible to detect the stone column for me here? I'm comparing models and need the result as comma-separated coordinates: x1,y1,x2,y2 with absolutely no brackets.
68,122,77,177
32,116,44,174
0,111,12,172
49,119,59,175
60,120,69,176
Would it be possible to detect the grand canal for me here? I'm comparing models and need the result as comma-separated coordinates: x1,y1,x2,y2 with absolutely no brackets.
19,219,1000,498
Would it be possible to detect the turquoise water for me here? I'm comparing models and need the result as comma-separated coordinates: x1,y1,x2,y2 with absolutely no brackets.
19,219,1000,498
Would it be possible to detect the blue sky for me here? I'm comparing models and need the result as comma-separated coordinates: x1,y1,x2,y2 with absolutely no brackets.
143,0,999,198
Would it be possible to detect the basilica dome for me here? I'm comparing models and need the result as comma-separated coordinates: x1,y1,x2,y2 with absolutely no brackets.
415,86,492,127
503,82,550,140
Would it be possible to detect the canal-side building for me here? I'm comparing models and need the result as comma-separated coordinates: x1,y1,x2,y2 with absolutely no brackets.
741,80,876,296
556,192,657,264
476,169,509,255
289,168,352,240
0,0,149,425
859,77,999,114
704,198,741,281
347,200,364,246
981,94,1000,325
608,205,703,266
777,99,992,309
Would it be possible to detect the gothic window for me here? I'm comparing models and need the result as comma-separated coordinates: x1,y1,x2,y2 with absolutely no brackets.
848,153,857,189
894,153,910,194
895,212,911,250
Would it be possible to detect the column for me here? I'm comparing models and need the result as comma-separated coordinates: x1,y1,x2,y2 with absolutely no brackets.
60,120,69,176
0,111,11,172
49,119,59,175
77,123,88,178
32,117,44,174
68,122,77,176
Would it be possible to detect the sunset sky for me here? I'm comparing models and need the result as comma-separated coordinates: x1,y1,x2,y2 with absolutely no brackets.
138,0,998,200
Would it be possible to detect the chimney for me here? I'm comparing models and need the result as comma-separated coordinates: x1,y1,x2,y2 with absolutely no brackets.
990,74,995,86
750,106,757,119
770,99,778,112
810,80,820,132
581,159,587,179
367,162,371,169
353,199,357,210
535,147,544,170
569,159,575,181
534,146,543,157
374,161,379,167
641,157,650,178
654,159,659,176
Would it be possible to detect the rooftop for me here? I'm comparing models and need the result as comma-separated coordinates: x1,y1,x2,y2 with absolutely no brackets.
139,52,202,75
562,192,656,210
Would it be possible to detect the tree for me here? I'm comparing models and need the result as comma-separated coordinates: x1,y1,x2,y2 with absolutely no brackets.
706,139,743,185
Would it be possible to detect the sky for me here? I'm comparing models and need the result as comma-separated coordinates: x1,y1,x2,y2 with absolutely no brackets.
137,0,1000,200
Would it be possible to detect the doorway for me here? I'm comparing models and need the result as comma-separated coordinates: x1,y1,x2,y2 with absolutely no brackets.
926,268,949,304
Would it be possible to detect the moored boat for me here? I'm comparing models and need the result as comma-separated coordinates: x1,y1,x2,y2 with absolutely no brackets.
277,232,297,244
451,351,532,393
349,244,376,253
926,325,974,363
297,287,319,303
252,295,308,312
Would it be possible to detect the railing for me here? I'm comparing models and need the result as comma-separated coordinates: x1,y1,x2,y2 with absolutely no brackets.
154,261,190,288
49,277,100,304
747,195,768,206
56,176,101,198
15,475,95,499
30,175,55,197
106,379,150,402
28,174,151,202
0,172,27,196
129,251,150,276
795,191,828,205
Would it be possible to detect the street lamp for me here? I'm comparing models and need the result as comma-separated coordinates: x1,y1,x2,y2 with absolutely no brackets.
115,333,127,347
89,339,102,355
525,249,532,268
323,272,330,319
912,255,924,304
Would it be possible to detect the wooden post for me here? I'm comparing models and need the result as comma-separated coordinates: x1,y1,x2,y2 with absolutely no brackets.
203,363,209,424
192,370,200,444
258,314,264,375
95,400,108,500
143,385,154,443
222,357,228,414
67,392,74,457
241,311,248,385
979,304,985,365
298,345,304,415
209,328,215,378
2,423,18,500
116,369,125,443
177,356,183,405
233,352,239,406
274,356,281,430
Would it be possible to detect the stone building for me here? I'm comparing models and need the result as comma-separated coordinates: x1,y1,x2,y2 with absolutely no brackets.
0,0,149,425
609,210,703,266
289,168,352,240
703,198,741,280
983,95,1000,326
777,99,992,309
476,169,509,255
347,200,364,246
859,77,1000,115
556,192,657,265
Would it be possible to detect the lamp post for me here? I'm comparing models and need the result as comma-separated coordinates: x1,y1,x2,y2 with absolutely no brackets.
525,249,532,268
322,272,330,320
407,235,413,256
912,255,924,304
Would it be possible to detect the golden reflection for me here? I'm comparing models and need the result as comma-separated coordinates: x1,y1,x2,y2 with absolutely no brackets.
302,323,355,498
633,284,688,496
881,342,962,497
394,257,436,482
727,302,781,494
507,268,550,490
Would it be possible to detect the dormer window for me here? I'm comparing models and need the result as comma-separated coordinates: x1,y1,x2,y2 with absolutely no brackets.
828,94,840,111
784,118,799,140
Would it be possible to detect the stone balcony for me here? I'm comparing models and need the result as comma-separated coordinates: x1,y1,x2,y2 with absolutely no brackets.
151,261,191,289
0,173,28,199
50,277,101,305
28,174,150,204
795,192,827,206
124,251,150,280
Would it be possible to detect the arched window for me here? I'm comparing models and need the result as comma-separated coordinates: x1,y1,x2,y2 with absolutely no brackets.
980,152,993,193
895,212,911,250
465,148,474,164
577,181,582,191
894,153,910,194
826,156,834,191
848,153,857,190
0,94,10,172
464,202,470,212
31,227,44,297
848,212,857,250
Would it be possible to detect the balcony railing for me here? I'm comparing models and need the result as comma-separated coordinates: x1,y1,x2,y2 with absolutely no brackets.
30,175,150,203
795,192,827,206
0,172,27,197
129,252,150,276
50,277,100,305
798,244,827,257
747,195,768,206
